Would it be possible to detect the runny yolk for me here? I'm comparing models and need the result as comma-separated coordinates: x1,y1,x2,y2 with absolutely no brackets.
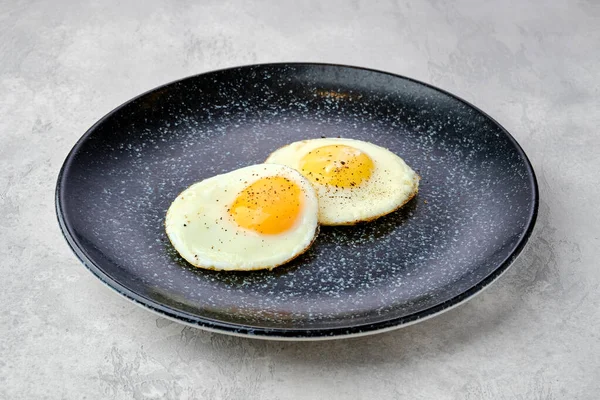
230,176,303,235
299,145,374,188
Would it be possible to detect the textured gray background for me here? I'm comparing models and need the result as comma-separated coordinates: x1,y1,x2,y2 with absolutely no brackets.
1,0,599,398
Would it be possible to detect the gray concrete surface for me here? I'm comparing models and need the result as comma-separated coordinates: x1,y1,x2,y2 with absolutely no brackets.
1,0,599,398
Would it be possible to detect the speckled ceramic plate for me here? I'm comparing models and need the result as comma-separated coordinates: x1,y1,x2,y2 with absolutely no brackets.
56,63,538,340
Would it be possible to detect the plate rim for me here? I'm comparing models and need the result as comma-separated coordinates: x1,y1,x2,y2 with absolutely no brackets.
55,62,539,340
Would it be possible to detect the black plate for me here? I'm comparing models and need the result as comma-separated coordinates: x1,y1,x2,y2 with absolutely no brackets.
56,63,538,339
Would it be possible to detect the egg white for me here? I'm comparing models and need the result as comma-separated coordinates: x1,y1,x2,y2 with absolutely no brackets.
265,138,419,225
165,164,319,271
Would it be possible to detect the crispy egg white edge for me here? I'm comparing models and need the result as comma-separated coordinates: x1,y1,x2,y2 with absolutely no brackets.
265,138,420,225
165,164,320,271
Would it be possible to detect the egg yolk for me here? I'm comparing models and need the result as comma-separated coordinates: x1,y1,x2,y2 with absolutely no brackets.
230,176,303,235
299,145,374,188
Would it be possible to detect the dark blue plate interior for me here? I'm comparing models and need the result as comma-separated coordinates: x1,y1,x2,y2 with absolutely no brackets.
56,63,537,338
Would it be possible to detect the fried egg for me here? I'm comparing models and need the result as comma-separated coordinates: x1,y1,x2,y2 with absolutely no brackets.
265,138,419,225
165,164,319,271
